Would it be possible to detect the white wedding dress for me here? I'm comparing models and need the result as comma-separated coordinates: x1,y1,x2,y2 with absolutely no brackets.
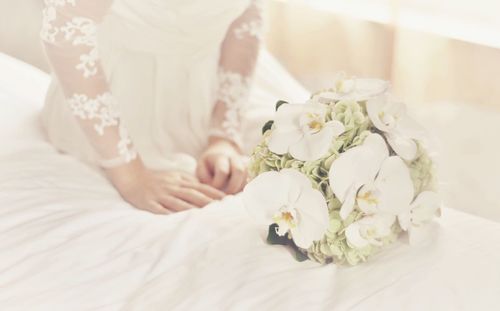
40,0,308,173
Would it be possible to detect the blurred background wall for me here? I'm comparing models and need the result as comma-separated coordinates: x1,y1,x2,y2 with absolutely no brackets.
265,0,500,109
2,0,499,110
0,1,48,72
1,0,499,221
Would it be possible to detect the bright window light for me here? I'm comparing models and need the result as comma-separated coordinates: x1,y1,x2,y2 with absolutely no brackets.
283,0,500,48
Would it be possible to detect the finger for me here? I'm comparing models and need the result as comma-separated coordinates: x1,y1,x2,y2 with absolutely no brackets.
159,195,197,212
174,188,213,207
211,157,230,189
178,171,198,183
225,157,248,194
182,180,226,200
196,159,212,184
148,201,172,215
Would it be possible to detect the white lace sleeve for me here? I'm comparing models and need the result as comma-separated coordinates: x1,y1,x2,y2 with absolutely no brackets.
209,0,263,149
41,0,137,168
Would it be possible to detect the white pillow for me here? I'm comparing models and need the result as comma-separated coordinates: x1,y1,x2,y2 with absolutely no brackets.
0,53,50,153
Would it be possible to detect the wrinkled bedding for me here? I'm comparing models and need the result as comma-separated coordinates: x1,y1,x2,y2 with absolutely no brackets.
1,53,499,311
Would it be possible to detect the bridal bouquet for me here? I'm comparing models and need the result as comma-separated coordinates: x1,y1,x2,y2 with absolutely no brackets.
242,76,440,265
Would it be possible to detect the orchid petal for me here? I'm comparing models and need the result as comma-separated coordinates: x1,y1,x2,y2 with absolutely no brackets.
327,120,346,137
273,103,304,132
363,132,391,164
375,156,414,215
316,79,389,102
291,187,329,248
386,133,418,161
280,169,313,204
339,185,358,220
329,133,388,204
353,79,390,99
396,114,428,141
242,171,290,224
366,95,392,132
289,125,335,161
362,215,395,246
356,182,380,214
347,215,395,248
410,191,441,226
345,222,370,249
397,207,411,231
268,128,303,155
311,92,336,104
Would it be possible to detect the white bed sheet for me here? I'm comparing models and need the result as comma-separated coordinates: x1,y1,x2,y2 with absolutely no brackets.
1,53,500,311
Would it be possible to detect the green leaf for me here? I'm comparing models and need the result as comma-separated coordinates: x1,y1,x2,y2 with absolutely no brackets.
267,224,310,262
292,247,309,262
275,100,289,111
266,224,289,245
262,120,274,134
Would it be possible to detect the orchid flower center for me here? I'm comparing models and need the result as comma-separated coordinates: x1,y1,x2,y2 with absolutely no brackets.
360,225,384,246
273,206,298,236
356,186,382,214
357,190,379,205
300,112,325,135
378,111,398,129
334,78,355,94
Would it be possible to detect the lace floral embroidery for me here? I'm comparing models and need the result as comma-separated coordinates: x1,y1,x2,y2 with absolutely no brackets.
117,124,137,162
41,1,99,77
68,92,119,135
234,20,263,40
61,17,99,77
210,69,252,145
233,0,264,40
68,92,137,163
40,0,76,43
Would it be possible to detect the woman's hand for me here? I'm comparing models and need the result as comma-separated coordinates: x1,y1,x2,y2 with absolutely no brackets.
196,137,248,194
105,158,225,214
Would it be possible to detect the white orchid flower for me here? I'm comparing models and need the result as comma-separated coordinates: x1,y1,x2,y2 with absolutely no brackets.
356,156,415,216
328,133,388,219
398,191,441,244
329,133,415,220
268,103,345,161
312,75,389,103
242,169,329,249
366,96,427,161
345,214,396,249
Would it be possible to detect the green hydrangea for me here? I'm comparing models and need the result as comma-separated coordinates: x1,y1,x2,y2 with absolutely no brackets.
408,144,437,194
333,100,366,131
